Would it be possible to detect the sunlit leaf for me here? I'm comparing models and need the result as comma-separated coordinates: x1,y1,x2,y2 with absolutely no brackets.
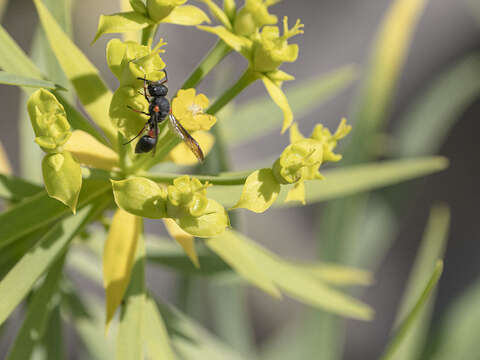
144,294,176,360
0,71,64,90
116,235,146,359
0,201,106,326
209,157,449,208
207,230,373,320
64,130,119,171
380,261,443,360
163,218,199,268
103,208,142,330
32,0,116,146
0,179,110,250
93,12,152,43
5,255,65,360
162,5,211,26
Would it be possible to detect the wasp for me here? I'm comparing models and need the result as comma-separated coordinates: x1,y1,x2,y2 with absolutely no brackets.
124,70,204,162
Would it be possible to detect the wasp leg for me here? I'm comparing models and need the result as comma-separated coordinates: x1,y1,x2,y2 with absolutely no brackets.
159,69,168,85
127,105,149,116
123,122,148,145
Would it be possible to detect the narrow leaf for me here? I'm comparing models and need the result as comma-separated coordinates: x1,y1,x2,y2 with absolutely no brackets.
93,12,152,43
0,201,106,326
103,209,142,330
33,0,116,146
0,141,11,175
0,179,110,250
389,204,450,360
5,255,65,360
207,230,373,320
144,294,176,360
0,174,42,201
163,218,199,268
223,65,357,145
0,71,64,90
393,54,480,157
380,261,443,360
116,235,146,360
162,5,210,26
209,157,449,208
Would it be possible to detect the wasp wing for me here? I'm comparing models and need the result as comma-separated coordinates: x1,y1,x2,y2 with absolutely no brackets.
168,113,204,162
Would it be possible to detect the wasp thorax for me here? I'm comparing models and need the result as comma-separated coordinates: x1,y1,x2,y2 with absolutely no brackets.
148,83,168,97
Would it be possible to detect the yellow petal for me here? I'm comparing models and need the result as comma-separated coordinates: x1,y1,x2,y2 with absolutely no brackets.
163,218,199,268
103,209,142,331
0,141,12,175
285,181,305,205
262,75,293,134
64,130,119,171
194,93,209,109
161,5,210,26
168,131,215,165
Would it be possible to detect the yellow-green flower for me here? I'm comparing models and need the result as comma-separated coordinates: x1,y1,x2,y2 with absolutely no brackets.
233,0,280,36
172,88,217,131
199,14,304,133
167,175,210,217
93,0,210,42
251,17,304,73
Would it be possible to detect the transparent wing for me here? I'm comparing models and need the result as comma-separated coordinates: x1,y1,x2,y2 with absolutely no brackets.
168,113,205,162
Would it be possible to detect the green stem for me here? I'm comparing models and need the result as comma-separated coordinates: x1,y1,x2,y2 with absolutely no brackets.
141,169,251,185
181,40,232,89
207,68,257,115
141,24,158,46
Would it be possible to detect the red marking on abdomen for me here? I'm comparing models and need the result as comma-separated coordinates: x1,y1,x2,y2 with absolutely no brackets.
148,129,155,137
153,105,160,112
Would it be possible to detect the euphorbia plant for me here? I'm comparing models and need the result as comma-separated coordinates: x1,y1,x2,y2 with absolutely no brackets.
0,0,451,358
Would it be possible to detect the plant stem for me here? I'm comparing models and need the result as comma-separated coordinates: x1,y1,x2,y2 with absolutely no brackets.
141,24,158,46
181,40,232,89
141,169,251,185
207,68,258,115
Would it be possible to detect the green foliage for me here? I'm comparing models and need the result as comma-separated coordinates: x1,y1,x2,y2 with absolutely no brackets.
0,0,472,358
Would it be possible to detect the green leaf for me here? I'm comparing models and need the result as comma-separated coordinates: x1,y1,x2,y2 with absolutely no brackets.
0,174,43,201
61,286,115,360
93,12,152,43
42,151,82,213
155,300,245,360
0,71,65,90
0,200,107,326
393,53,480,157
0,179,110,250
0,26,43,80
232,168,280,213
112,177,168,219
144,294,176,360
427,278,480,360
5,254,65,360
116,235,146,360
32,0,116,146
41,305,64,360
209,157,449,208
161,5,211,26
380,261,443,360
388,204,450,360
104,209,142,330
222,65,357,145
207,230,373,320
346,0,429,163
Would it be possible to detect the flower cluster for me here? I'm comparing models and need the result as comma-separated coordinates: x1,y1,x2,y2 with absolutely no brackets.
93,0,210,43
112,175,229,237
27,89,82,212
234,119,352,212
199,0,304,132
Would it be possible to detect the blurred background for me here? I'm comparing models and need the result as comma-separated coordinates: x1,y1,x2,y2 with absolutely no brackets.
0,0,479,359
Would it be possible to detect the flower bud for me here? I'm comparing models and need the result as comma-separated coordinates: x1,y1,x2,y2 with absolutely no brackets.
146,0,187,22
27,89,71,153
252,17,303,73
233,0,278,36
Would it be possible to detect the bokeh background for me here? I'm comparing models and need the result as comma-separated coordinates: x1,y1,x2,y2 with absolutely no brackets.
0,0,479,359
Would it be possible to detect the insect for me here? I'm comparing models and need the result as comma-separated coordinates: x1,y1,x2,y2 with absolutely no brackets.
124,70,204,162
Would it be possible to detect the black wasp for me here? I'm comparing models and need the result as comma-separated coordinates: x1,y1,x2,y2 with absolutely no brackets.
124,70,204,161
